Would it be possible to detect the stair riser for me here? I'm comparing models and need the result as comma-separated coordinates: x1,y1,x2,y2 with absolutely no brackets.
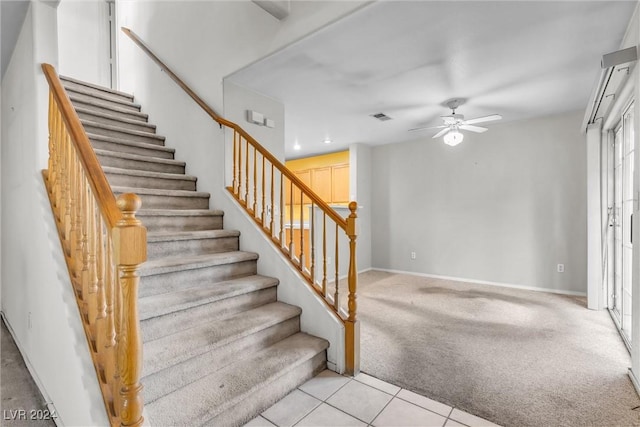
91,139,174,159
83,124,163,146
78,110,154,133
204,352,327,427
148,236,239,259
137,214,223,232
70,99,147,122
140,260,258,297
141,287,277,342
67,91,140,112
62,80,134,102
97,155,185,174
144,316,300,386
114,192,209,210
106,173,195,191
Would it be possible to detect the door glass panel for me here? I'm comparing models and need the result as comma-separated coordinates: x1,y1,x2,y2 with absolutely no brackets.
610,101,634,346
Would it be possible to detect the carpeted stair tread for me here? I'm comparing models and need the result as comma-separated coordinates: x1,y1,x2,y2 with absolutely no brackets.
139,275,278,321
140,251,259,276
103,166,192,181
89,134,174,156
138,208,224,217
143,302,301,376
147,229,239,242
81,119,164,140
76,107,156,132
95,149,185,166
146,332,329,426
60,74,134,100
68,94,147,119
136,209,224,232
64,85,141,108
111,186,208,198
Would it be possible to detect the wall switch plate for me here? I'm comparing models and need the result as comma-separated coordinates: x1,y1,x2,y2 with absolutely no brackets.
557,264,565,273
264,118,275,128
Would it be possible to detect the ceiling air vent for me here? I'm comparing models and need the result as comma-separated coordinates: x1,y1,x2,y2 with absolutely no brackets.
371,112,392,122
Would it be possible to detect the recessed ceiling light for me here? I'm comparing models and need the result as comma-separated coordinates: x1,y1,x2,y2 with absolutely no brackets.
294,142,301,150
324,139,332,144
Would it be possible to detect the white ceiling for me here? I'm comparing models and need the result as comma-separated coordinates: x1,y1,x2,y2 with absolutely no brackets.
227,0,637,158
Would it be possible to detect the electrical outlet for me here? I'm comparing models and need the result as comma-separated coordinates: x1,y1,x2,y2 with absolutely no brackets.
557,264,565,273
411,252,416,260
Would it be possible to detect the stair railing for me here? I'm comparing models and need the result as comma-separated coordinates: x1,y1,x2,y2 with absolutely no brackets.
121,27,360,375
41,63,146,427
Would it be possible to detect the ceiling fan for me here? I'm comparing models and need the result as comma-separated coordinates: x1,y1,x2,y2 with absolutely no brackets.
409,99,502,146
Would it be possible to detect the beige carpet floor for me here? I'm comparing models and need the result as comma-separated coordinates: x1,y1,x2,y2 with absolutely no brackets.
357,270,640,427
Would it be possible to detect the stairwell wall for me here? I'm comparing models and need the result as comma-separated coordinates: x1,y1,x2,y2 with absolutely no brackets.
1,1,109,425
116,0,371,373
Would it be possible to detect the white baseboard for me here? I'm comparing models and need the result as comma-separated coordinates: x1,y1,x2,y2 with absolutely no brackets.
1,312,60,427
371,268,587,297
629,368,640,398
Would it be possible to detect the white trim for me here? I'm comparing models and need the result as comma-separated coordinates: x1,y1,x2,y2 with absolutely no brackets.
1,312,61,427
629,368,640,398
372,268,587,297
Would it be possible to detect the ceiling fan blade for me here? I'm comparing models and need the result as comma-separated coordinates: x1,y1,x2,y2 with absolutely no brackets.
460,124,488,133
432,127,451,139
409,125,446,132
464,114,502,125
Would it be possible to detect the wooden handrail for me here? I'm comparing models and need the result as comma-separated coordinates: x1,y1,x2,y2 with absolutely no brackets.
121,28,359,375
42,63,121,228
120,28,347,229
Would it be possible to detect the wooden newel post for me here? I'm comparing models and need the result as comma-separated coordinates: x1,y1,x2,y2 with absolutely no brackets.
345,201,360,376
113,194,146,427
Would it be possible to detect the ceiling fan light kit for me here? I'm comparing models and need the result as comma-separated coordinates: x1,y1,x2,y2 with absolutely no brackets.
409,99,502,146
443,129,464,146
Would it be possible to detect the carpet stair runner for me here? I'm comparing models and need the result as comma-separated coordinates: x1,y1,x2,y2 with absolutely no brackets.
60,75,329,426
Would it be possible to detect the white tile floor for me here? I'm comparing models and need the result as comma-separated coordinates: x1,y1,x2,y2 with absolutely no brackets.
244,370,501,427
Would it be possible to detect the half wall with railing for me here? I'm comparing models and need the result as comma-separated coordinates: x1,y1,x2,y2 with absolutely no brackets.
121,27,360,375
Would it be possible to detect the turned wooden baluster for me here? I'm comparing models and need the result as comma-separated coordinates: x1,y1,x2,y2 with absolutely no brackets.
104,230,120,413
244,139,250,204
345,201,359,376
113,194,146,427
334,224,339,310
322,213,327,297
95,210,108,383
270,164,275,235
253,147,257,214
261,155,266,225
86,186,99,339
80,173,90,318
232,131,238,195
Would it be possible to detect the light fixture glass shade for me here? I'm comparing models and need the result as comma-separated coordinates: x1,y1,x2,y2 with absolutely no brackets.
443,130,464,146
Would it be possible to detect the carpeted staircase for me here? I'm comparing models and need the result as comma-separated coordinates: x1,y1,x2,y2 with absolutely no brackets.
60,75,329,426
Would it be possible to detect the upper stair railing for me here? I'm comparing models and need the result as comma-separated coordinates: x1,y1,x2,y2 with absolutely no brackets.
121,27,360,375
41,63,146,427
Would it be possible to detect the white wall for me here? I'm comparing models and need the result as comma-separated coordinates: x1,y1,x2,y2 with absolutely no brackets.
57,0,110,86
371,111,587,295
1,2,109,425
